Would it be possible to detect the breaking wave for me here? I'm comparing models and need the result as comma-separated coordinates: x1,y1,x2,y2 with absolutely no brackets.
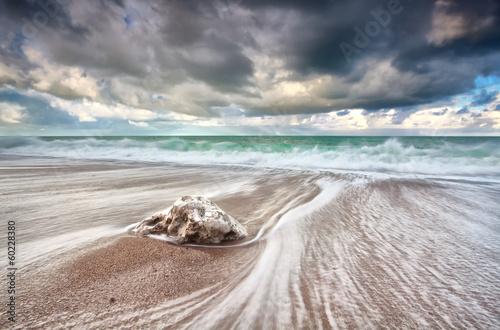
1,136,499,177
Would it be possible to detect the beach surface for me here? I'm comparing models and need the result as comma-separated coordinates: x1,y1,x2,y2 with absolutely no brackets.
1,136,500,328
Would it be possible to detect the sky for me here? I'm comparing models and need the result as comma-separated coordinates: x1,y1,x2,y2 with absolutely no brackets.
0,0,499,136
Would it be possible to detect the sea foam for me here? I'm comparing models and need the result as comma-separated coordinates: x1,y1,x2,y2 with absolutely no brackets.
1,136,499,177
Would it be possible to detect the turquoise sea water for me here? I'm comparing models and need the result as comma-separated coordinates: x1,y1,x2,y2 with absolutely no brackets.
0,136,499,177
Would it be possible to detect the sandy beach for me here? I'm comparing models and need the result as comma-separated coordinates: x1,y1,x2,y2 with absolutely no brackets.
15,237,247,329
1,154,499,329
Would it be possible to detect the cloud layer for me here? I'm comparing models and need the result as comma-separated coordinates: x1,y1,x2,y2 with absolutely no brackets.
0,0,499,134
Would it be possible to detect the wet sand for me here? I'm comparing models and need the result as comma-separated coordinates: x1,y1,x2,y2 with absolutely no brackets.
14,237,249,329
1,156,499,329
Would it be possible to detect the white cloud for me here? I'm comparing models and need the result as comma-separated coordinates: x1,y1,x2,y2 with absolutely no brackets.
0,102,26,123
23,47,101,100
128,120,149,127
13,89,159,123
400,106,500,133
0,59,24,87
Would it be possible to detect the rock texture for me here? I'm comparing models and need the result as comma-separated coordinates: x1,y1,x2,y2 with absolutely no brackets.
132,196,247,244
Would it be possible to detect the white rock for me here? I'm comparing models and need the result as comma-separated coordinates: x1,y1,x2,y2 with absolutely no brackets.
133,196,247,244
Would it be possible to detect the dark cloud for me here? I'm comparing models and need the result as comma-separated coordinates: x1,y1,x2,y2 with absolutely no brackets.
240,0,332,11
432,108,448,116
177,33,255,92
470,89,499,107
363,106,420,125
104,0,125,9
0,0,89,41
0,0,499,118
361,109,381,116
337,110,350,116
245,0,500,113
390,107,421,125
457,106,469,114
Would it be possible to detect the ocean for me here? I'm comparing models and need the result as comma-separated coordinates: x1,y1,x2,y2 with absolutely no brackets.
1,136,499,328
2,136,500,177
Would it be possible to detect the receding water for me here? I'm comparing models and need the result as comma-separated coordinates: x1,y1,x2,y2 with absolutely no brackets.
1,136,499,328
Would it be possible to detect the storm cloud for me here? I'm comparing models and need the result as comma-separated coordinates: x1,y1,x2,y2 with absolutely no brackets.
0,0,499,134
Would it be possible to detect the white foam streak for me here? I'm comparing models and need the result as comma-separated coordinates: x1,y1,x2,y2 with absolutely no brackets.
0,226,123,270
1,136,499,177
175,179,344,329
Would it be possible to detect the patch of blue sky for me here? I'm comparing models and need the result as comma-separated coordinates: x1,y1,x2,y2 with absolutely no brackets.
474,75,500,88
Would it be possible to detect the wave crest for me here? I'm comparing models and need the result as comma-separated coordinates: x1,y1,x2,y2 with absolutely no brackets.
1,136,499,177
